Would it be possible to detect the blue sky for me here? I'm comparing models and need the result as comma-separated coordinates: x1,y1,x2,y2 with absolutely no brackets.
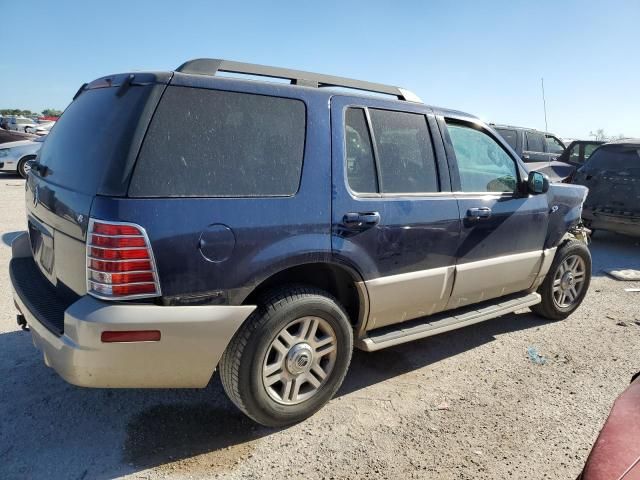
2,0,638,138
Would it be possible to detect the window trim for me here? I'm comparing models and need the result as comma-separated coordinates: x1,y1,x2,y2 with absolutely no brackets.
342,104,442,198
443,118,523,195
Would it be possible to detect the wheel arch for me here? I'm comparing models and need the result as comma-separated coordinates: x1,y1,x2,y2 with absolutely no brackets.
241,260,369,332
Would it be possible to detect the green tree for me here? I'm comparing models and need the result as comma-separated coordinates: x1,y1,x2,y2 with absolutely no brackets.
41,108,63,116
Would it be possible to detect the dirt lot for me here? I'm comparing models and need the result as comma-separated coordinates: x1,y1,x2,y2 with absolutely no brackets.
0,173,638,480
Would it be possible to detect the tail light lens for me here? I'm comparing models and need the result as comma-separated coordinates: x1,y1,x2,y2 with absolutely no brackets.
87,219,161,300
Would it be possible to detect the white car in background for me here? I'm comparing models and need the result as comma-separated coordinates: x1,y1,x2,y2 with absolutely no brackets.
25,121,55,136
2,116,38,133
0,133,44,178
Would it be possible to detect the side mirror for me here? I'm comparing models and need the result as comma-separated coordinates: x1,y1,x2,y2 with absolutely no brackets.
527,171,550,194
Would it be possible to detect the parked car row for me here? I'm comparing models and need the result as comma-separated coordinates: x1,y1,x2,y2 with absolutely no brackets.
491,124,638,237
1,115,55,135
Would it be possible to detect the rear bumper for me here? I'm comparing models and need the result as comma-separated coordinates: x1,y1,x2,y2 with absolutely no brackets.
10,232,255,388
583,209,640,237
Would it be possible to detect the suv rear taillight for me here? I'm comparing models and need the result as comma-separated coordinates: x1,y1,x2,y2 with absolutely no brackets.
86,219,161,300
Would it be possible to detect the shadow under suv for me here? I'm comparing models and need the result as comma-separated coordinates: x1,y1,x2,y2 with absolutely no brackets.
10,59,591,426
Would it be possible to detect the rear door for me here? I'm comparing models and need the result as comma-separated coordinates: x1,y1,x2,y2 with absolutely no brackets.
331,96,460,330
439,117,549,308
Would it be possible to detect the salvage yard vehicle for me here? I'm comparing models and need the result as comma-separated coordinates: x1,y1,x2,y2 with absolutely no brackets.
0,130,42,178
558,140,605,167
578,372,640,480
573,139,640,237
492,123,574,182
9,59,592,427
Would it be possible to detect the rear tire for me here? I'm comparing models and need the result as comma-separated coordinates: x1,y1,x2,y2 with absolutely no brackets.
532,240,591,320
219,286,353,427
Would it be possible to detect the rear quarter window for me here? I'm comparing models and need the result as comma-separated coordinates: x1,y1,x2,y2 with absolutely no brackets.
129,87,306,197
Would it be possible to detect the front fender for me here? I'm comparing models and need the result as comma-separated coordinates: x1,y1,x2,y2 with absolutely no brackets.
545,183,588,249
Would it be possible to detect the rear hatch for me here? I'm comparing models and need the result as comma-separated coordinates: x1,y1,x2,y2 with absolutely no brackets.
574,144,640,216
25,72,170,298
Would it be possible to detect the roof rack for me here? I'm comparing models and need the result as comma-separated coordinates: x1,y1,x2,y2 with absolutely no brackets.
175,58,423,103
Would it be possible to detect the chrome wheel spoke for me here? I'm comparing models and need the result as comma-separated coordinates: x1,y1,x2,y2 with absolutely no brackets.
311,363,328,382
272,338,289,355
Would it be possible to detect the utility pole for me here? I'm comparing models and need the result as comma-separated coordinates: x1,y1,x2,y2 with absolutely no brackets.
541,77,548,132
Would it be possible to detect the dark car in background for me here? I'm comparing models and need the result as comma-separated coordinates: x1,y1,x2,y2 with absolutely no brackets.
492,123,574,182
573,139,640,237
558,140,605,167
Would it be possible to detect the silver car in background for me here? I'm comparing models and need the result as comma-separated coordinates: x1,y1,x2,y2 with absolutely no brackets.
0,130,43,178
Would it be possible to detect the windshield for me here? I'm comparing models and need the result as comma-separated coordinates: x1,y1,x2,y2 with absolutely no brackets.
17,118,33,124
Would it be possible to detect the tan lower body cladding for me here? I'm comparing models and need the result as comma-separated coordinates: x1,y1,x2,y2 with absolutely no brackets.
364,250,555,330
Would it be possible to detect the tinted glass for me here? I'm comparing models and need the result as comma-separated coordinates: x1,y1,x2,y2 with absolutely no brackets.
369,109,438,193
584,144,599,160
345,108,377,193
585,146,640,171
496,128,518,150
568,144,581,163
131,87,306,197
37,85,155,195
525,132,545,152
545,136,564,154
447,123,518,193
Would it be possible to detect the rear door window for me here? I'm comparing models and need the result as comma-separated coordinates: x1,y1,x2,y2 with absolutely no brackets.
495,128,518,150
525,132,545,152
130,86,306,197
369,109,438,193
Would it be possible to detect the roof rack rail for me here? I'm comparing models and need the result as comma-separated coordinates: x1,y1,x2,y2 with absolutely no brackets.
175,58,422,103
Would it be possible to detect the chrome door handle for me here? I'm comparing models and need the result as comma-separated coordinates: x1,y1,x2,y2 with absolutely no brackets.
466,207,492,220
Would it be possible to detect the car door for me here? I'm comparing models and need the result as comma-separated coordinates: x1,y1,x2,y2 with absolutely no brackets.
438,117,549,309
331,96,460,330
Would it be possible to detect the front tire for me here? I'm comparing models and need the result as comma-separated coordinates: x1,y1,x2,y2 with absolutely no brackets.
219,286,353,427
532,240,591,320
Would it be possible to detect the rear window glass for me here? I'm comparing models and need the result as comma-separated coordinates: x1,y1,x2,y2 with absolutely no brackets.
496,128,518,150
130,87,306,197
37,85,155,195
586,146,640,170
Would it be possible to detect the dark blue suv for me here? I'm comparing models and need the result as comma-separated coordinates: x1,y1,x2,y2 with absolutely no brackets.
10,59,592,426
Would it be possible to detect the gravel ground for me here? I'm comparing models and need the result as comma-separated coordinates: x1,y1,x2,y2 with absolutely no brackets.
0,172,638,480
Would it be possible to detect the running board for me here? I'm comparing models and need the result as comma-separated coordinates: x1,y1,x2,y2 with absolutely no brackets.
357,292,541,352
